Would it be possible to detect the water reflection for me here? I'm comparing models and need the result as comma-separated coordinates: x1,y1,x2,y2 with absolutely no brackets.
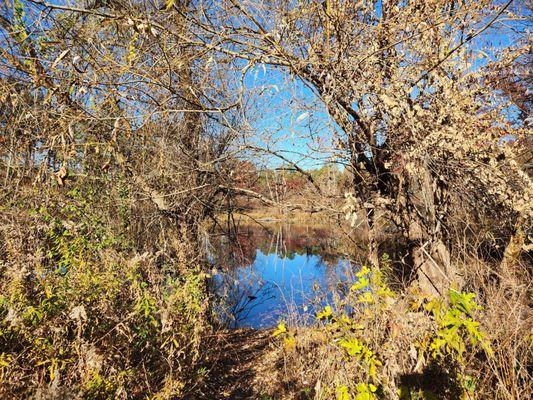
209,224,359,328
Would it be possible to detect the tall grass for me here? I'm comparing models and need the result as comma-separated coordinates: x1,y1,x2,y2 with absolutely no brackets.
258,255,532,400
0,185,210,398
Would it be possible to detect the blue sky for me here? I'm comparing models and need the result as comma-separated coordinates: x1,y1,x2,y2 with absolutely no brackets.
242,63,336,169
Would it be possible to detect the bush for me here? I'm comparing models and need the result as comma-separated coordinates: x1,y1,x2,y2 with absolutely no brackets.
261,257,530,400
0,186,210,399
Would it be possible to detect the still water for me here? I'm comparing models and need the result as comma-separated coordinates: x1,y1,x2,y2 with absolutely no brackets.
208,223,359,328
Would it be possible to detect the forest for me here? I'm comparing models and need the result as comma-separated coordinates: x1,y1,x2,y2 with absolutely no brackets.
0,0,531,399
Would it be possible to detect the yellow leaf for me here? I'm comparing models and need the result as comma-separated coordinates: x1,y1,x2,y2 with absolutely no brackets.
283,336,296,350
165,0,175,10
356,265,370,278
316,305,333,320
336,385,350,400
272,322,287,337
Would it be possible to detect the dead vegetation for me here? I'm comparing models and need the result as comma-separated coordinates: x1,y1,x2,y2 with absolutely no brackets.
255,257,532,400
0,0,532,399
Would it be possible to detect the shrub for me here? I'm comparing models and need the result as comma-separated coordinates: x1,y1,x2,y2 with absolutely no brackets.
261,257,522,400
0,187,209,399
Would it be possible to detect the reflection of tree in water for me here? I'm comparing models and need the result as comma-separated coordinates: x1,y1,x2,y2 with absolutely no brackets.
210,226,261,269
213,268,277,328
241,224,343,263
210,224,345,269
210,223,353,328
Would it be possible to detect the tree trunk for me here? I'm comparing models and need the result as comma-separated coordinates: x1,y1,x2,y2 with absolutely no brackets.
404,162,454,296
501,216,526,269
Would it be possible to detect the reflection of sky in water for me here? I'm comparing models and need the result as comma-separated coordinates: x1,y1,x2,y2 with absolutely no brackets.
213,246,357,328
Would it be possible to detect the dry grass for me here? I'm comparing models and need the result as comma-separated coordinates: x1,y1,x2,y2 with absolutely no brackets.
461,258,532,399
251,256,532,400
0,186,211,399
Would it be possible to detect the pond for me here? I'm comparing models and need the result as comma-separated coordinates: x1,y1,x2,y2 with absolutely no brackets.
208,223,361,328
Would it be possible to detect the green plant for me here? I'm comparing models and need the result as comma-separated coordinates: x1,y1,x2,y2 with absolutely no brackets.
398,386,438,400
316,305,333,320
297,269,390,398
350,265,395,308
272,322,296,350
338,337,382,380
417,289,493,399
0,192,210,398
353,383,379,400
426,289,492,361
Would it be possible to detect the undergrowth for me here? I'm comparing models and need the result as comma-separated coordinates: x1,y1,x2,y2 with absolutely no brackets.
261,256,531,400
0,186,210,398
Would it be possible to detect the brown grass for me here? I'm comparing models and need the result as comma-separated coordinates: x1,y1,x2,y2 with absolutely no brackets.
250,256,532,400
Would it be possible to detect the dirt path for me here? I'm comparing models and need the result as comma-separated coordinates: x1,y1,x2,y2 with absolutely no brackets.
186,328,272,399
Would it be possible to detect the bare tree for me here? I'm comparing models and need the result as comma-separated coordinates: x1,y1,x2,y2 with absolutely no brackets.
176,0,532,293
